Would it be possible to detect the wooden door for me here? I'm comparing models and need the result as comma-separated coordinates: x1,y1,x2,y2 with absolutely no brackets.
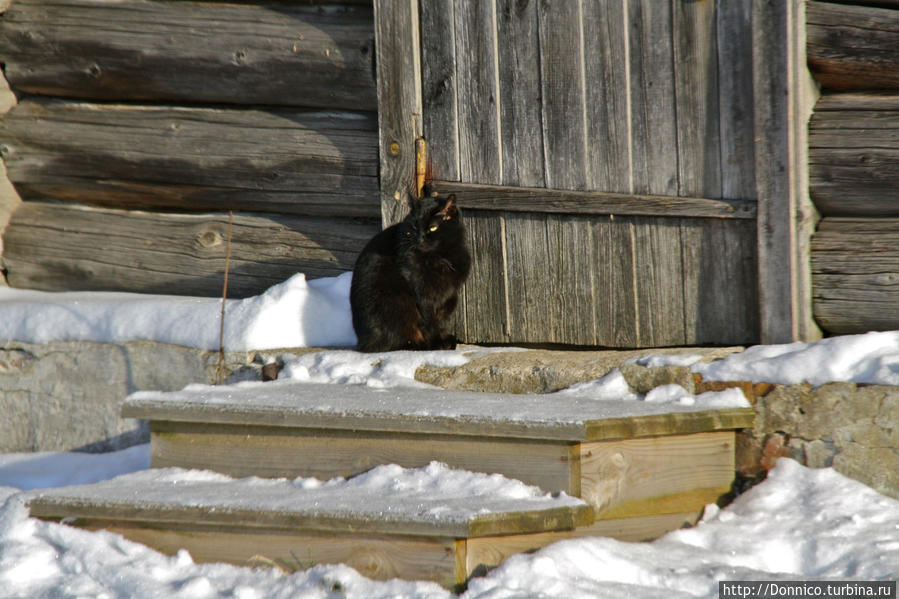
377,0,761,348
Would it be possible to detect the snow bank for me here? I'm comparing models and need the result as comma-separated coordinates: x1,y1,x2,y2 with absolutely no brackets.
0,444,149,492
692,331,899,386
0,272,356,351
468,459,899,598
1,458,896,598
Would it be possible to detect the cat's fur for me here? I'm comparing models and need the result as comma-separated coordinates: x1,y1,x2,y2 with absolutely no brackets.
350,192,470,352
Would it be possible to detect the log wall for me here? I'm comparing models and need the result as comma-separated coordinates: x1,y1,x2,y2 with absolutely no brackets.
0,0,379,297
807,1,899,333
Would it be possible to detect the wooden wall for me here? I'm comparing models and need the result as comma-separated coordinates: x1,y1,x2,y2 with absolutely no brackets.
411,0,759,347
0,0,379,297
806,1,899,333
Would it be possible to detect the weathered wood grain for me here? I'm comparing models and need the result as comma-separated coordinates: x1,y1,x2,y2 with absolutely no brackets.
814,92,899,111
456,211,510,344
627,0,678,196
0,99,379,217
681,218,759,344
468,512,701,553
496,0,545,188
430,181,757,219
673,0,722,199
578,431,734,514
717,0,757,200
477,208,757,348
374,0,422,227
151,422,576,495
2,202,375,297
537,0,587,191
592,216,639,348
811,218,899,334
582,0,630,194
504,213,596,345
0,0,376,110
753,0,821,344
64,524,464,587
806,1,899,91
632,217,686,347
454,0,501,185
420,0,459,181
809,102,899,216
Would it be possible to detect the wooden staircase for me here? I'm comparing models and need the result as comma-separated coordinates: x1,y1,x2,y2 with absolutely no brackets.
28,381,754,588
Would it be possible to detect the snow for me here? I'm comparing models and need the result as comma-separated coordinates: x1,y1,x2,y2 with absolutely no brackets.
691,331,899,386
1,277,899,596
124,379,751,437
31,462,586,534
0,272,356,351
0,456,896,599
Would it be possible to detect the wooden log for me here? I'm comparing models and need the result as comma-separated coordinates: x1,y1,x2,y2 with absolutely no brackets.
1,202,377,297
811,218,899,334
0,0,376,110
806,1,899,91
0,99,380,218
808,95,899,216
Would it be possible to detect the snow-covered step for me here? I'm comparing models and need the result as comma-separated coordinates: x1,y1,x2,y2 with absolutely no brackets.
123,381,754,540
28,464,594,589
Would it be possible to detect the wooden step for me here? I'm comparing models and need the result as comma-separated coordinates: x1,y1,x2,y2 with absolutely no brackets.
28,466,593,589
123,381,754,533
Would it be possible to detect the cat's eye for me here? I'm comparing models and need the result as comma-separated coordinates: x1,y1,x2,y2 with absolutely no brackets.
429,225,439,232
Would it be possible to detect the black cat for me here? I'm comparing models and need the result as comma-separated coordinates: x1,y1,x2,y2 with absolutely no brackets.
350,191,470,352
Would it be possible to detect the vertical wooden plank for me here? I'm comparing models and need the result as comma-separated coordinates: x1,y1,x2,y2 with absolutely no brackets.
680,219,758,345
632,216,686,347
504,212,553,342
454,0,502,184
752,0,821,343
420,0,459,181
537,0,588,190
455,211,509,343
673,0,722,199
592,216,639,348
375,0,422,227
582,0,632,194
504,213,598,346
627,0,678,196
496,0,545,188
553,215,597,346
717,0,756,200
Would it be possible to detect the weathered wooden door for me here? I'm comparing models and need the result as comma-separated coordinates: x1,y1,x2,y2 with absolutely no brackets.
377,0,761,348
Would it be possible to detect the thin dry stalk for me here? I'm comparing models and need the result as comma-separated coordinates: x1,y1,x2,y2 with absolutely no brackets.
217,211,233,384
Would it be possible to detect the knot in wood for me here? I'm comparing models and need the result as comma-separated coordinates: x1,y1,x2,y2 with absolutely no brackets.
198,230,223,248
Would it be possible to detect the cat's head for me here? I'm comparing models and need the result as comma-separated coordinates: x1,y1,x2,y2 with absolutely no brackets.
402,192,463,248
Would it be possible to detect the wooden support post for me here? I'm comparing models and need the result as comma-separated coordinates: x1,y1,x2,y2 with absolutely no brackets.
374,0,423,228
752,0,822,344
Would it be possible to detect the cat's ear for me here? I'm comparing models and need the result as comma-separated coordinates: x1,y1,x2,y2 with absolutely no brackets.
437,194,458,221
421,182,439,199
404,189,420,214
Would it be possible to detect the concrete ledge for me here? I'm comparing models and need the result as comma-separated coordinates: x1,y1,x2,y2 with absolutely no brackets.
0,340,304,452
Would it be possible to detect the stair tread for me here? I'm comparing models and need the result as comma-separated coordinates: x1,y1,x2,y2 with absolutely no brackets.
28,466,593,538
123,381,754,441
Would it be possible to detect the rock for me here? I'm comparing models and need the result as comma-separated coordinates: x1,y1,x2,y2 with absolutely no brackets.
414,346,742,395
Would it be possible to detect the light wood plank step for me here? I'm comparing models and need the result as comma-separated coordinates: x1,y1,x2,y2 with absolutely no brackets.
28,466,594,589
122,382,753,525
